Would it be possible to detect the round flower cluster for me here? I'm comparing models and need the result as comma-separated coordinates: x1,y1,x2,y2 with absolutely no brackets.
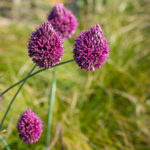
17,109,42,144
28,21,64,69
73,24,110,71
48,3,78,39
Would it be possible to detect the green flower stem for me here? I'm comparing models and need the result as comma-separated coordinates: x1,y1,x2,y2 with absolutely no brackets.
0,136,11,150
0,59,74,97
0,65,36,129
45,67,56,148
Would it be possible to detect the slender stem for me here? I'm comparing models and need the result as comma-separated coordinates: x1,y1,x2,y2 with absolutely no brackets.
0,59,74,97
93,0,97,13
0,65,36,129
47,123,61,150
60,129,65,150
45,67,56,148
0,136,11,150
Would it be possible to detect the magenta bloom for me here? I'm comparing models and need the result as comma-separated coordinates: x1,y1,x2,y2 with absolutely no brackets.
28,21,64,68
73,24,110,71
17,109,43,144
48,3,78,39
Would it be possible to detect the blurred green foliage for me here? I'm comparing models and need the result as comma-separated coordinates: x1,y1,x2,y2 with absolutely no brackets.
0,0,150,149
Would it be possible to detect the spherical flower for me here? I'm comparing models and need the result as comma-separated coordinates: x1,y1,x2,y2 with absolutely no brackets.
48,3,78,39
73,24,110,71
28,21,64,68
17,109,43,144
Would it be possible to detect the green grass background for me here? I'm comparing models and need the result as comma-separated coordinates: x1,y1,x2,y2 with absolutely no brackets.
0,0,150,149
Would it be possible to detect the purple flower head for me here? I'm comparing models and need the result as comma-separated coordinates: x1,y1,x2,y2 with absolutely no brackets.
48,3,78,39
0,94,2,101
73,24,110,71
28,21,64,68
0,94,2,110
17,109,43,144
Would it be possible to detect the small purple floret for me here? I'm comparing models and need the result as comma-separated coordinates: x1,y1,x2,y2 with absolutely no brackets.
0,94,2,109
73,24,110,71
0,94,2,101
28,21,64,68
48,3,78,39
17,109,43,144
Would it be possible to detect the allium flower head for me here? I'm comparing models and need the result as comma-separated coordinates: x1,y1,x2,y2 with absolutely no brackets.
28,21,64,68
17,109,43,144
48,3,78,39
73,24,110,71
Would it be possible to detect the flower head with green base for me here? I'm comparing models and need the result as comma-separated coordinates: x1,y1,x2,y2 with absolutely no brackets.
17,109,43,143
48,3,78,39
28,21,64,69
73,24,110,71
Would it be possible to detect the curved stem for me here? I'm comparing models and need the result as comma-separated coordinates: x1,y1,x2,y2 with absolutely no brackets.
0,136,11,150
0,59,74,96
0,65,36,129
45,67,56,148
